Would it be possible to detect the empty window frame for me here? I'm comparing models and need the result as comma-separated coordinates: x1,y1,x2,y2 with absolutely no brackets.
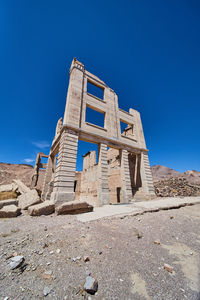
120,119,133,136
86,106,105,128
87,80,104,100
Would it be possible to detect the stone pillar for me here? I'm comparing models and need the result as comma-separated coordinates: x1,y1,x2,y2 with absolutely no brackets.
134,154,138,186
50,129,78,205
140,152,155,197
41,155,54,201
120,149,132,203
97,143,110,206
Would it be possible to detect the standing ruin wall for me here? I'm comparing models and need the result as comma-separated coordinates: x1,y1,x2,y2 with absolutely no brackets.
41,58,155,206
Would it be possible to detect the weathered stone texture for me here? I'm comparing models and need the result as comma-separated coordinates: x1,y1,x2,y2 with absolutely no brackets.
55,201,93,215
0,205,21,218
41,58,155,207
18,189,41,210
0,199,18,209
28,201,55,216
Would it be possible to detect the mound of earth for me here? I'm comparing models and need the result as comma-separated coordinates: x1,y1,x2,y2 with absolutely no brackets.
151,165,200,197
154,177,200,197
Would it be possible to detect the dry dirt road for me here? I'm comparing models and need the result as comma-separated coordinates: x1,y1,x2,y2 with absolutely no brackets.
0,204,200,300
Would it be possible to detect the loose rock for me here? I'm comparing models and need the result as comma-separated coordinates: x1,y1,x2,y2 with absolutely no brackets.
9,255,24,270
84,276,98,295
154,240,161,245
0,205,21,218
164,263,173,273
43,286,51,296
83,256,90,262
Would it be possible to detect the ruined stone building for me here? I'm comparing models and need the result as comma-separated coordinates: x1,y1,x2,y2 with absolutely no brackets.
39,58,155,206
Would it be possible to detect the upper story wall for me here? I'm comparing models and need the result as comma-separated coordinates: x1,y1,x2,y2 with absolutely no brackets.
63,58,147,151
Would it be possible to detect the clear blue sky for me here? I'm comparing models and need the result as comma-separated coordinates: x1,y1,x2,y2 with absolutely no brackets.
0,0,200,172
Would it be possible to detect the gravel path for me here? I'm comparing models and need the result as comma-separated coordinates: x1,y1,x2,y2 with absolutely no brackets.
0,204,200,300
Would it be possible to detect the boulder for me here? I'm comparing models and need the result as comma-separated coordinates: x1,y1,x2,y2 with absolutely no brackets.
0,205,21,218
13,179,30,194
18,189,41,210
55,201,93,215
0,183,18,200
28,201,55,216
0,199,18,209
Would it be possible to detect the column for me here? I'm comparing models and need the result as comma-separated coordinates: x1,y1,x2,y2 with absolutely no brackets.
41,155,54,201
50,128,78,205
120,149,132,203
140,152,155,197
134,154,138,187
97,143,110,206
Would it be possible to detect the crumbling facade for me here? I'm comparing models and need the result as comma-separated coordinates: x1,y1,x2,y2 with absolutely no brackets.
41,58,155,206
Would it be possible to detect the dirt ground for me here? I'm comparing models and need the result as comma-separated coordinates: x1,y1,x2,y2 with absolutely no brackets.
0,204,200,300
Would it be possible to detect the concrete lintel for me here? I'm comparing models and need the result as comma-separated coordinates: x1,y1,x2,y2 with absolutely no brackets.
60,124,148,154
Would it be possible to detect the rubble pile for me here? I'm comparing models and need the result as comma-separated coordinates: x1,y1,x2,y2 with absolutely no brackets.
154,177,200,197
0,180,93,218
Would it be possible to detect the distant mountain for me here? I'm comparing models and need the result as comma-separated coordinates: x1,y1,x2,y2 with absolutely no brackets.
151,165,200,185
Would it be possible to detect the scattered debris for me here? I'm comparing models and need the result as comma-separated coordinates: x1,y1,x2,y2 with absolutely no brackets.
56,248,61,254
9,255,24,270
164,263,173,273
84,276,98,295
43,270,53,280
83,256,90,262
154,240,161,245
43,243,49,249
43,286,51,297
86,270,91,276
134,228,143,239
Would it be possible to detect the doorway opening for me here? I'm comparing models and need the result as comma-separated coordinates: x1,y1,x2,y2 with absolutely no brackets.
128,153,142,196
75,139,99,206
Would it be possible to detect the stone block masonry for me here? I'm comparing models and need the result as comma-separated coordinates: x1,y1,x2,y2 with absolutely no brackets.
41,58,155,206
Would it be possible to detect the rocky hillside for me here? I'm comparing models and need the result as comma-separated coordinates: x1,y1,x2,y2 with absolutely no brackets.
0,162,45,190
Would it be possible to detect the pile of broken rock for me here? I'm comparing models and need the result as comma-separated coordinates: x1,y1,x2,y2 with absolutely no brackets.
154,177,200,197
0,180,93,218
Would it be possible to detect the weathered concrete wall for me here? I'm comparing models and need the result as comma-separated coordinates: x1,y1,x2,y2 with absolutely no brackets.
43,58,155,205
